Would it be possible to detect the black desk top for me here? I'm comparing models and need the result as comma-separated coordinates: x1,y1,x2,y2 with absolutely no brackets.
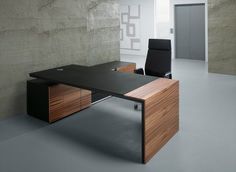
30,61,157,96
89,61,134,71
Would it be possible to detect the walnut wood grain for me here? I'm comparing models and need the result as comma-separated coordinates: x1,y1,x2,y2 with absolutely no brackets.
116,63,136,73
125,78,179,163
81,89,92,109
48,84,91,123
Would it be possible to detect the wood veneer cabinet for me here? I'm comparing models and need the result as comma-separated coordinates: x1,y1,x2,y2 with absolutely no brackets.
116,63,136,73
27,79,91,123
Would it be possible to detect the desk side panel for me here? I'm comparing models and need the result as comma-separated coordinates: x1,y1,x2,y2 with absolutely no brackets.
144,81,179,163
125,79,179,163
125,78,177,100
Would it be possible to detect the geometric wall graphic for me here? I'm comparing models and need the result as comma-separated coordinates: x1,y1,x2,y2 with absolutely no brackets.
120,5,141,51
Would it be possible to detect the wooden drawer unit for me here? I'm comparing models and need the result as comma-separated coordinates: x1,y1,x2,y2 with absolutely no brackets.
27,79,91,123
116,63,136,73
80,89,92,109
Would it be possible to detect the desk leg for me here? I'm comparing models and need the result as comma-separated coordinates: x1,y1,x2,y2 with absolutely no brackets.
142,82,179,163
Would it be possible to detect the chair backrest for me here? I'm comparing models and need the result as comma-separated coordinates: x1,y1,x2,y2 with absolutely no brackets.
145,39,171,77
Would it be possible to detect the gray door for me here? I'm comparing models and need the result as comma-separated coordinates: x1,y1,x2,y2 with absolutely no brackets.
175,4,205,60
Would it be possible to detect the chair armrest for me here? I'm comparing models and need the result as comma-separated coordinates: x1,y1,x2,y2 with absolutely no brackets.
134,68,144,75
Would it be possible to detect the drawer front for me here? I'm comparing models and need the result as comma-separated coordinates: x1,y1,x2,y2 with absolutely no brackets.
81,89,92,109
49,84,80,98
48,85,91,123
49,84,81,122
81,89,91,97
62,91,81,117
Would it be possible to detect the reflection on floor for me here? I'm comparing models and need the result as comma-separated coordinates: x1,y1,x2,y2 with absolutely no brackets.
1,56,236,172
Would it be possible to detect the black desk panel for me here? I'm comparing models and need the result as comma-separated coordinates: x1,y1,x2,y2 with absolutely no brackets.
30,62,157,96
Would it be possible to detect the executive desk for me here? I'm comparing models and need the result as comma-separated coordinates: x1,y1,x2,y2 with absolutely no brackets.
28,61,179,164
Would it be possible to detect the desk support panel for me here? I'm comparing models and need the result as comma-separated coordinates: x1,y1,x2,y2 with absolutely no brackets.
126,78,179,163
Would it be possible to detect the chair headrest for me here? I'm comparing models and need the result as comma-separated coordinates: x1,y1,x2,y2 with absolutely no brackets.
148,39,171,51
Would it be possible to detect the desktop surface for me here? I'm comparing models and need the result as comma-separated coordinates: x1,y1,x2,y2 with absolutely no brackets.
30,62,157,96
89,61,135,71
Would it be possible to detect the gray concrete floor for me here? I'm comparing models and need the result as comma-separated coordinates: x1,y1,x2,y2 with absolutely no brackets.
1,56,236,172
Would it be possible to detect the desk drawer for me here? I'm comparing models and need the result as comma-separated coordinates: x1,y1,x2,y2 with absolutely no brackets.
49,85,82,122
27,79,91,123
81,95,91,109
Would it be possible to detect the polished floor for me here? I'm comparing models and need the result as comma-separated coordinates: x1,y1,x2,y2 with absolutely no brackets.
0,56,236,172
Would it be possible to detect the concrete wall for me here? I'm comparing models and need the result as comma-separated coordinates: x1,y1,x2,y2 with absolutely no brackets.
0,0,120,119
208,0,236,75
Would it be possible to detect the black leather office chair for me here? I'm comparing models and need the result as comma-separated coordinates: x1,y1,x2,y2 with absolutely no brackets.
134,39,172,79
134,39,172,110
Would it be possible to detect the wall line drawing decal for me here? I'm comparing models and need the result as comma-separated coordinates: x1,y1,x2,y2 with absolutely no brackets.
120,5,141,51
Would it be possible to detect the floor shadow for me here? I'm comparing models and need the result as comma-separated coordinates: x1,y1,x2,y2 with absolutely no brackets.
0,114,48,142
47,100,142,163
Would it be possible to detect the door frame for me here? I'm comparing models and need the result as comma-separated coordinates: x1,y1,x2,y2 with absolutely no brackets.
170,0,208,62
